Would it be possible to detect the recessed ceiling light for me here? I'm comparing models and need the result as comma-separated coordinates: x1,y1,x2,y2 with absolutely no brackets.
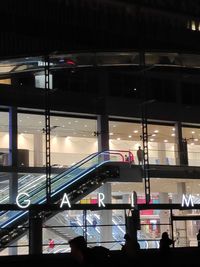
84,125,87,127
164,139,168,143
68,122,71,124
171,133,175,137
128,135,132,138
19,120,22,122
152,134,156,137
109,133,114,136
39,121,42,124
172,128,175,131
133,130,138,133
75,120,78,123
113,125,116,128
194,138,198,142
117,137,121,140
191,142,194,145
150,138,154,142
192,131,195,134
62,125,65,128
154,130,159,133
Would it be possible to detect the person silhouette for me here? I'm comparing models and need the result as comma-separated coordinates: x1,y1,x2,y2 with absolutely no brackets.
197,229,200,247
137,146,144,165
121,233,140,259
159,232,174,251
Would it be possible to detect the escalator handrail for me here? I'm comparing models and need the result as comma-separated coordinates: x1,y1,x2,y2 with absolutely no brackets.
50,150,124,184
0,155,115,227
0,150,127,229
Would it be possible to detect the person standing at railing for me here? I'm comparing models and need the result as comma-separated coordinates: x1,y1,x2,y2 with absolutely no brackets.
137,146,144,165
125,153,135,164
125,154,129,162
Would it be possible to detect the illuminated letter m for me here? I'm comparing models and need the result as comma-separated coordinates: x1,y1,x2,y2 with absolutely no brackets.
181,194,194,207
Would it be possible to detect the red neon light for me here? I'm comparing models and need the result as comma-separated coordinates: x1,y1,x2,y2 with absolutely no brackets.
66,59,76,65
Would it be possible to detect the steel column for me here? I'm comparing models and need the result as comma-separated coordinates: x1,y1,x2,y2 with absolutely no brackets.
44,56,51,203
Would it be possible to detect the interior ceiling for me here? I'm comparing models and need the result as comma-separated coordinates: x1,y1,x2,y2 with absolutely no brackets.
0,112,200,144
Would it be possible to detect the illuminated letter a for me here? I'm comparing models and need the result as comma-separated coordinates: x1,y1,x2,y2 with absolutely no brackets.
60,193,71,208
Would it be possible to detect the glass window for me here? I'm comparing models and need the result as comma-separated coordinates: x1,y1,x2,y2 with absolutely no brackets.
0,111,9,166
182,126,200,166
18,113,97,167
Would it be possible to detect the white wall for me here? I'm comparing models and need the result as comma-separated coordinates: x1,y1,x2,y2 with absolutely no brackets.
1,131,200,167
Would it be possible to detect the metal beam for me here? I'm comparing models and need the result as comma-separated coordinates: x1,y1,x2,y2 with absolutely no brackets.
44,56,51,204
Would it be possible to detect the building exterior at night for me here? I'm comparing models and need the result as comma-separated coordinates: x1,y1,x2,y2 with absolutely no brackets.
1,0,200,256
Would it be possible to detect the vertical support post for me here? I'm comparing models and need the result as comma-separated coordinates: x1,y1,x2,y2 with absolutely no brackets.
97,114,109,152
83,210,87,243
29,210,43,254
175,122,188,166
44,56,51,203
8,107,18,204
170,209,175,248
140,51,150,204
34,133,43,167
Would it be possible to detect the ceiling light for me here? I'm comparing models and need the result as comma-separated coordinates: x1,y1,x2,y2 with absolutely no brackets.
192,131,195,134
62,125,65,128
164,140,168,143
194,138,198,142
68,122,71,124
109,132,114,136
75,120,78,123
117,137,121,140
128,135,132,138
39,121,42,124
152,134,156,137
55,118,58,121
113,125,116,128
191,143,194,145
133,130,138,133
84,125,87,127
171,133,175,137
150,138,154,142
172,128,175,131
154,130,159,133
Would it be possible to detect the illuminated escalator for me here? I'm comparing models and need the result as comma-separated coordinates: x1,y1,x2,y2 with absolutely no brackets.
0,150,126,248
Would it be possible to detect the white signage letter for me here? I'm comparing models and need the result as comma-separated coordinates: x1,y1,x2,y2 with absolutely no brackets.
181,194,194,207
16,193,31,208
60,193,71,208
131,192,135,208
98,193,105,207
